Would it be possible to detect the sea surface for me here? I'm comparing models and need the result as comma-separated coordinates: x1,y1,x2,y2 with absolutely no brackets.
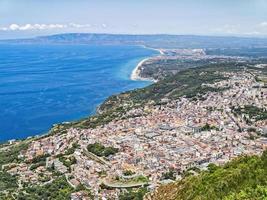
0,44,158,141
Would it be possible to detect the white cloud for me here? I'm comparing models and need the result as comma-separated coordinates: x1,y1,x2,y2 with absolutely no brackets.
0,23,67,31
9,24,20,30
0,23,104,31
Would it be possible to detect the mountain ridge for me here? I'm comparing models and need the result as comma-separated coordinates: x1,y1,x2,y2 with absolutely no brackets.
2,33,267,49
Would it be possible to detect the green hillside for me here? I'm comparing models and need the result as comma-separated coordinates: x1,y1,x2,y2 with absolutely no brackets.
150,150,267,200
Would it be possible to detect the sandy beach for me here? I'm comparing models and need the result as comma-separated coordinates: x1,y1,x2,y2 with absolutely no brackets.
130,58,152,81
130,46,164,82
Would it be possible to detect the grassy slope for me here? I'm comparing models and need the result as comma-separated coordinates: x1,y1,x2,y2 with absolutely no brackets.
151,151,267,200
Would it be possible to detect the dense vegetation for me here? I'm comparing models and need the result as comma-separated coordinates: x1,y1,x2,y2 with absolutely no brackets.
139,57,238,81
0,171,18,192
152,150,267,200
162,170,176,181
16,177,75,200
119,187,148,200
0,141,29,168
232,105,267,123
87,142,118,157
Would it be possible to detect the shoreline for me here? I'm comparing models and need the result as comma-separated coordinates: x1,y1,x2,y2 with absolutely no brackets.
138,44,165,55
130,58,156,82
130,46,164,82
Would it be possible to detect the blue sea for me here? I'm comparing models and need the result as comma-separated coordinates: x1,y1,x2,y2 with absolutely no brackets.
0,44,158,141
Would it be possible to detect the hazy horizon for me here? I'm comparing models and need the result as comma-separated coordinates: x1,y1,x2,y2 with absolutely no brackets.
1,0,267,39
2,32,267,41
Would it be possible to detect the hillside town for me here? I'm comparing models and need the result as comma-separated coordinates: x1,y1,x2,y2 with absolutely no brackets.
2,66,266,199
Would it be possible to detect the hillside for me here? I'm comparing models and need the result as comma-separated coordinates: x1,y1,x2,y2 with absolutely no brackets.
147,150,267,200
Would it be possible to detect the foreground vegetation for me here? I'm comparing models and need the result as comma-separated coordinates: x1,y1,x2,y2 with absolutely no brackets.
151,150,267,200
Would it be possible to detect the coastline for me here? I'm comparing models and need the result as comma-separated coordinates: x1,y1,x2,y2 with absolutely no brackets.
131,46,164,82
138,44,165,55
130,58,156,82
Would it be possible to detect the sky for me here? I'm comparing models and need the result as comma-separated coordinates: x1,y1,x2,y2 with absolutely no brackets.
0,0,267,39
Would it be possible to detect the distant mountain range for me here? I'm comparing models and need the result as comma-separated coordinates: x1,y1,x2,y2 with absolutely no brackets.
2,33,267,49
